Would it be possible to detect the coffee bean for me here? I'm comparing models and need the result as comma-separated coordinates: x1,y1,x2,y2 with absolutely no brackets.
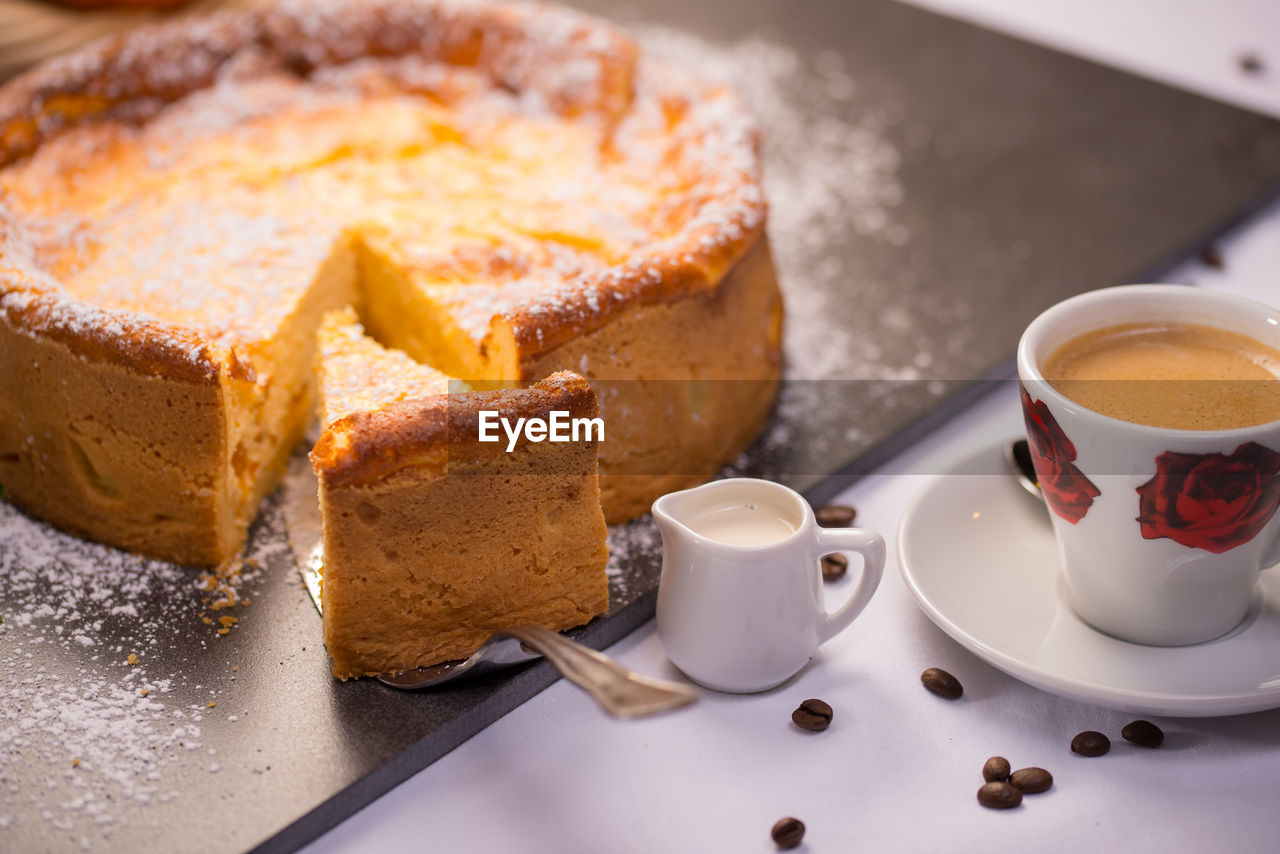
792,698,833,732
1239,52,1265,76
982,756,1011,783
1010,767,1053,794
1071,730,1110,757
1198,245,1225,270
771,817,805,849
977,781,1022,809
815,504,857,528
921,667,963,699
820,553,848,582
1121,720,1164,748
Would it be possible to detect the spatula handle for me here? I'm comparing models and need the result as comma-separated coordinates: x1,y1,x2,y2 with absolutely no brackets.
501,625,698,718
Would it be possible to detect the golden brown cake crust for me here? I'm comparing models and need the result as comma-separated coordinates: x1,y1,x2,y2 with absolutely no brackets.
0,0,638,163
311,371,597,487
0,283,236,385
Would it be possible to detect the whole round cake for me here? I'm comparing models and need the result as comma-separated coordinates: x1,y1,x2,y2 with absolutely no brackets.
0,0,782,567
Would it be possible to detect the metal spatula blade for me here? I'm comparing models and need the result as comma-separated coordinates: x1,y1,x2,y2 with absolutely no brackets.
378,625,699,719
376,634,542,687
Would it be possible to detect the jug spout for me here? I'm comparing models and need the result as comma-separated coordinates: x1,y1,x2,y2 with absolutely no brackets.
650,491,690,543
652,478,807,549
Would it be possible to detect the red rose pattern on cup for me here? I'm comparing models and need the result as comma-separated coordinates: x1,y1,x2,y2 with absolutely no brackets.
1136,442,1280,554
1020,385,1102,524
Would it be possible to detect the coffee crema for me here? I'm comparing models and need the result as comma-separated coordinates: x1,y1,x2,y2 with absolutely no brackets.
1042,322,1280,430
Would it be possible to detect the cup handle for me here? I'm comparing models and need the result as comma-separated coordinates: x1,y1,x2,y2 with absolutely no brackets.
1263,527,1280,571
814,527,885,644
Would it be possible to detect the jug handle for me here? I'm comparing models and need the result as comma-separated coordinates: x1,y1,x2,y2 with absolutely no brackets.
815,528,885,644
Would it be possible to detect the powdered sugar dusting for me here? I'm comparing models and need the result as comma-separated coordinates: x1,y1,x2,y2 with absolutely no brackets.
602,515,662,606
316,310,451,426
0,494,276,844
5,48,762,362
631,25,908,383
627,25,936,472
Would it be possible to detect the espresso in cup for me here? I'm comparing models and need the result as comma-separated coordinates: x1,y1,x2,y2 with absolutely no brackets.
1042,322,1280,430
1018,286,1280,646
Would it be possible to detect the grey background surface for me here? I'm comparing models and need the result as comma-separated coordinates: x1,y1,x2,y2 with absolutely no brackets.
3,1,1280,852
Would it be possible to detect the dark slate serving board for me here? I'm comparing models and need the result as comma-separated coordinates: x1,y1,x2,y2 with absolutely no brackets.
3,1,1279,852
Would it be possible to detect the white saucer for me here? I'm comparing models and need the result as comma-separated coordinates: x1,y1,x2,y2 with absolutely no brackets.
898,442,1280,717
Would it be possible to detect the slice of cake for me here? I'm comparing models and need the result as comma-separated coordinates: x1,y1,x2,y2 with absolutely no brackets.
310,309,609,678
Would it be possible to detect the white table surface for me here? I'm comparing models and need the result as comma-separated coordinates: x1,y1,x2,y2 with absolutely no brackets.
304,2,1280,852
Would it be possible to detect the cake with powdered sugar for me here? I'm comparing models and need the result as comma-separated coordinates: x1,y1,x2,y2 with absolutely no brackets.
0,0,779,671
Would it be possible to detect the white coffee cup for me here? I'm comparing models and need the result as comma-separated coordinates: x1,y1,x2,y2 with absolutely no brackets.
652,478,884,693
1017,285,1280,646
